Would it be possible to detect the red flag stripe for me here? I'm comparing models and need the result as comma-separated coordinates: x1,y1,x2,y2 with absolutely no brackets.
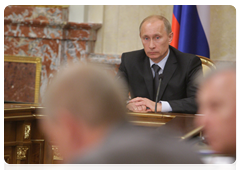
170,14,180,49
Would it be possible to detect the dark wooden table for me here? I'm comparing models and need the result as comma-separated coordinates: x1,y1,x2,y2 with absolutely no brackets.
127,112,203,140
4,104,202,164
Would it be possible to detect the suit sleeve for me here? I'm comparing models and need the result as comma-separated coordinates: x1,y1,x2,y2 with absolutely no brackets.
116,54,130,101
168,56,203,114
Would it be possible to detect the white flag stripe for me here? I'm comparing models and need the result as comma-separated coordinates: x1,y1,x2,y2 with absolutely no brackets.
196,5,210,45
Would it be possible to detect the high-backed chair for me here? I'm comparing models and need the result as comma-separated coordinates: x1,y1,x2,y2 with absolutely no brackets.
196,55,216,76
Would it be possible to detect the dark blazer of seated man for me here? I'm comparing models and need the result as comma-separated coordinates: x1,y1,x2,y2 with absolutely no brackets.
117,15,203,114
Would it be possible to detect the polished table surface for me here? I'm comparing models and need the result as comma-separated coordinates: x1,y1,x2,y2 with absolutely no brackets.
4,103,202,139
127,112,203,140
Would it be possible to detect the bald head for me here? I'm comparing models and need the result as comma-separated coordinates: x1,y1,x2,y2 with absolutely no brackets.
196,69,236,155
43,63,127,127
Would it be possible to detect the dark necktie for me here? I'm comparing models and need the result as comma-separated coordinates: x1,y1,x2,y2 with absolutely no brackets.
152,64,161,100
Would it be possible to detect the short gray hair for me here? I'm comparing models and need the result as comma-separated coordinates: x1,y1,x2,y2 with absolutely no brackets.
42,62,127,127
139,15,172,35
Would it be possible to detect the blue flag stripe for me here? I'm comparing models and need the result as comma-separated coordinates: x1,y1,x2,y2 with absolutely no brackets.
173,5,210,58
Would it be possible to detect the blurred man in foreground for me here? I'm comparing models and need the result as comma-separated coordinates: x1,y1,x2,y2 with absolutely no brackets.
40,63,202,163
195,68,236,157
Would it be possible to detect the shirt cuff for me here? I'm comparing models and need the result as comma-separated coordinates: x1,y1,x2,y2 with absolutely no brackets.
159,101,172,112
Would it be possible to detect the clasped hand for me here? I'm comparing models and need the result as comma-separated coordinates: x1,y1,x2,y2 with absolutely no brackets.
127,97,162,112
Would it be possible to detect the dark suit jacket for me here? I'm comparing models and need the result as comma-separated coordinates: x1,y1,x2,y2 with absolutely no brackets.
71,122,202,164
117,45,202,114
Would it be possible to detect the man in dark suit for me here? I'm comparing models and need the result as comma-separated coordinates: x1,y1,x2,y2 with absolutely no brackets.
40,63,202,164
117,15,202,114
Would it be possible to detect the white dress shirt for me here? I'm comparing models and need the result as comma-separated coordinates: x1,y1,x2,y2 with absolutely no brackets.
149,49,172,112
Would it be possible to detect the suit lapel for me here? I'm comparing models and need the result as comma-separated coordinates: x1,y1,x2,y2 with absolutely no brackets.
138,53,154,100
158,49,178,100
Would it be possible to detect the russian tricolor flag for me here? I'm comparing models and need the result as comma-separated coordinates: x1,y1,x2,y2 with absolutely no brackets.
171,5,210,58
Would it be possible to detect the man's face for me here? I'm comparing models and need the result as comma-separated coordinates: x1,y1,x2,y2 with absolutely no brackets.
196,74,236,155
140,19,173,63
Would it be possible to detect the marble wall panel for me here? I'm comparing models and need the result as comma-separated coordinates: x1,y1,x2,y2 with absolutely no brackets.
61,40,87,64
88,53,121,76
4,62,36,103
4,5,68,23
4,22,63,39
88,53,121,64
4,36,62,101
5,21,101,41
4,6,102,103
63,22,101,41
64,28,90,40
4,37,61,77
4,37,61,59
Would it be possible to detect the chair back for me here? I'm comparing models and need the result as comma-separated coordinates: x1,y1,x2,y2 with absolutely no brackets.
196,55,216,76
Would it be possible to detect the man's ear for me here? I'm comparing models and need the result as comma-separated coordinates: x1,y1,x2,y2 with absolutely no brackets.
59,110,78,136
168,32,174,44
58,109,84,147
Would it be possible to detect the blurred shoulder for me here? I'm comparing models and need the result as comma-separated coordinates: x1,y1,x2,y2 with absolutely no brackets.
74,123,202,163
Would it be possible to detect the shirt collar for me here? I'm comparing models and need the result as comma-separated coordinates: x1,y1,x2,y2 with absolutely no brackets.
149,49,170,71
